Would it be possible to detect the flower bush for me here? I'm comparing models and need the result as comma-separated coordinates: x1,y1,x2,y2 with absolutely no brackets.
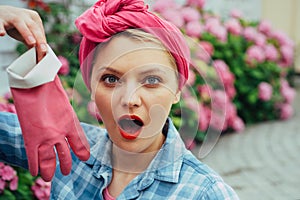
0,0,297,198
152,0,296,141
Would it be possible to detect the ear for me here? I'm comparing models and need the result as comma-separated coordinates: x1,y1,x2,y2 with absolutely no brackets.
173,91,181,104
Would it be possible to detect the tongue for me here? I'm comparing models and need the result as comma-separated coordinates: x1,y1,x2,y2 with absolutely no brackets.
119,119,142,134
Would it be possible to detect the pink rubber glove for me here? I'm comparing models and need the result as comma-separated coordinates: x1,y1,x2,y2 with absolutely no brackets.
10,75,90,181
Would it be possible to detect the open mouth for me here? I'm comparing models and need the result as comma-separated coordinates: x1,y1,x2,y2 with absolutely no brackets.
118,115,144,140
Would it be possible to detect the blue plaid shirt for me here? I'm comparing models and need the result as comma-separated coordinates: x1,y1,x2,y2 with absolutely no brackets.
0,112,239,199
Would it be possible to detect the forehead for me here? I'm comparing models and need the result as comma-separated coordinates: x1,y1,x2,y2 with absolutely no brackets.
92,36,177,72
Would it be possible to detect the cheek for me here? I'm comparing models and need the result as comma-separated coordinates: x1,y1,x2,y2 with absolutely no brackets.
94,90,113,118
145,90,176,112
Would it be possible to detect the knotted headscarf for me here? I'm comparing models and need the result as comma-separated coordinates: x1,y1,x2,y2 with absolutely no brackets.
75,0,190,90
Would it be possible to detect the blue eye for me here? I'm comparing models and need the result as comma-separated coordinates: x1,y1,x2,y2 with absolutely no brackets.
101,74,119,86
144,76,161,86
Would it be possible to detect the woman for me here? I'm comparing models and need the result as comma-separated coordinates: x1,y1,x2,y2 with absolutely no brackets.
0,1,239,199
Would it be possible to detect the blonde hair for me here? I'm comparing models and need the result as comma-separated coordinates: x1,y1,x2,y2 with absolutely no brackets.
93,29,177,70
120,29,177,68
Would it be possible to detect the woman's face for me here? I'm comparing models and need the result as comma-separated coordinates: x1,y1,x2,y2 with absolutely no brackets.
91,35,180,153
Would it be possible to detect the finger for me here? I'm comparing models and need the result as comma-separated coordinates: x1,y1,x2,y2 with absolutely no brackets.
29,11,47,62
11,19,36,46
67,122,90,161
26,147,39,177
36,43,47,62
55,142,72,175
0,20,6,36
38,144,56,182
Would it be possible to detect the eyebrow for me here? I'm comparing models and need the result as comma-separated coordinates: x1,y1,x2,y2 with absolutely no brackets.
95,66,123,76
96,66,169,75
138,67,168,76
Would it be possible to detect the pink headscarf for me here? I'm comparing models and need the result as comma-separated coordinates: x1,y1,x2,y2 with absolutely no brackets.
75,0,190,90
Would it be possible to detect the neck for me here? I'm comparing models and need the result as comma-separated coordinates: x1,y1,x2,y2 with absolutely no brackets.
111,134,165,174
111,145,157,173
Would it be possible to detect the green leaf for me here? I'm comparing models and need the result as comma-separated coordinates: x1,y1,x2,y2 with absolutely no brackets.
0,190,16,200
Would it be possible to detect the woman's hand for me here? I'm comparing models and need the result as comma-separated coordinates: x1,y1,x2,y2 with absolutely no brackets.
0,5,47,61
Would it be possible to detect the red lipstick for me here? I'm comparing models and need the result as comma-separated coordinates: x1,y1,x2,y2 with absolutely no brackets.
118,115,144,140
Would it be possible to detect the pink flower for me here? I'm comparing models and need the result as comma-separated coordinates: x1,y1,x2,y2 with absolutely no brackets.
0,162,18,192
160,9,184,28
208,25,227,42
184,96,199,112
187,70,196,86
254,33,266,47
182,87,192,99
181,7,201,23
185,21,203,38
211,90,229,111
210,111,227,131
185,138,196,150
215,26,228,43
279,103,293,120
200,41,214,56
243,27,257,42
225,18,243,35
258,20,272,36
65,88,82,105
213,60,235,87
0,165,16,181
196,41,214,63
225,86,236,100
204,17,227,42
213,59,229,73
230,9,243,19
9,176,18,191
0,103,16,114
0,179,5,193
279,45,294,67
3,92,12,101
0,103,8,112
198,103,210,131
152,0,179,13
231,116,245,132
58,56,70,76
205,17,221,31
6,104,16,113
186,0,206,9
32,178,51,200
245,45,266,66
280,79,296,104
71,32,82,44
198,84,213,102
226,102,237,120
87,101,102,121
264,44,279,62
272,30,294,47
258,82,273,101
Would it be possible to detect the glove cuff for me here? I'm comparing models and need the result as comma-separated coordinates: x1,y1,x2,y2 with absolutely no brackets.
7,44,61,89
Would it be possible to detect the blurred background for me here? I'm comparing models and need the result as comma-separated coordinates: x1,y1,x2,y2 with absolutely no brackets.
0,0,299,199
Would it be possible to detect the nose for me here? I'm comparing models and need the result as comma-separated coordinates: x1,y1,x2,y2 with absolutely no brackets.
120,82,142,108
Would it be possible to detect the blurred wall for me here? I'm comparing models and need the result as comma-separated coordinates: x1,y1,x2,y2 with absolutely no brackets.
261,0,300,72
0,1,27,95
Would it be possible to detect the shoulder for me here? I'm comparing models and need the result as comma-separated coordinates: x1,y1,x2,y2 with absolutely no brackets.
179,152,239,199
